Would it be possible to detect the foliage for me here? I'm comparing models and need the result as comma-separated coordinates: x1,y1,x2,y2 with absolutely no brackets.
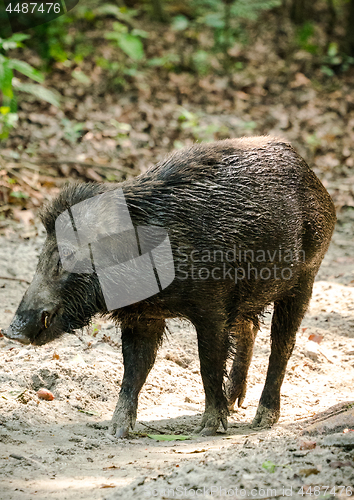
171,0,282,71
147,434,191,441
105,22,148,61
29,3,146,66
321,42,354,75
262,460,277,473
31,15,74,63
191,0,282,21
296,22,319,55
177,107,255,143
0,33,59,140
61,119,85,143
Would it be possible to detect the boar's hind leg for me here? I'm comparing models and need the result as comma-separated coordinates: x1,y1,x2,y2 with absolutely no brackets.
252,276,314,428
225,318,259,411
195,319,230,436
109,318,165,438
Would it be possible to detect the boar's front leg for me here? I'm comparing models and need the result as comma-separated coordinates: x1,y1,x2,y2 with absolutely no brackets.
110,318,165,438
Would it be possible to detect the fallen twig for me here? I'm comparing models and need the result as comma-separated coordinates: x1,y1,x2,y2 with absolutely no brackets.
9,453,45,468
318,347,335,364
0,276,31,284
37,160,135,176
0,153,138,176
139,421,169,434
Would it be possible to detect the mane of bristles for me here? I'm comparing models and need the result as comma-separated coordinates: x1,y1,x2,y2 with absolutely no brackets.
39,137,289,234
39,182,107,234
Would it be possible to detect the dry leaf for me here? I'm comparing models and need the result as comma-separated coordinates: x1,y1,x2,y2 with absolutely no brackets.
308,333,323,344
299,440,316,450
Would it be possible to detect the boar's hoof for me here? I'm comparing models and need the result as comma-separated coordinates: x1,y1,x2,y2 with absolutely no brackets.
109,420,131,439
251,404,280,429
225,381,247,411
196,408,228,436
115,426,130,439
109,406,136,438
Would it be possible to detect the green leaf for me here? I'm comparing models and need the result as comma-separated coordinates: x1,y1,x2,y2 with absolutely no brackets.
96,4,124,18
71,70,91,85
131,29,148,39
0,107,10,115
203,13,224,29
117,33,144,61
262,460,277,473
13,82,60,107
147,434,191,441
321,65,334,77
0,60,14,98
0,33,30,51
96,4,138,21
328,42,338,58
10,33,30,42
8,59,44,83
105,32,121,43
172,15,189,31
112,21,128,34
10,191,29,198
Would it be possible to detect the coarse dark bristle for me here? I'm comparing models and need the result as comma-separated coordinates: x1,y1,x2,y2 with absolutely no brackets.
39,136,291,233
39,182,105,234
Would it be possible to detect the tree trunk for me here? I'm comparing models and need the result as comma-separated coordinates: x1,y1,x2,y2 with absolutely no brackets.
290,0,315,24
122,0,138,7
346,0,354,56
326,0,336,37
152,0,167,22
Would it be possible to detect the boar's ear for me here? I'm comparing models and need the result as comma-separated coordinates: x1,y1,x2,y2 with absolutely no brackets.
39,182,105,234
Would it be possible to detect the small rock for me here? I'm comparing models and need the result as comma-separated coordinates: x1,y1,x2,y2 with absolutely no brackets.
303,341,319,361
320,432,354,450
329,460,354,469
37,388,54,401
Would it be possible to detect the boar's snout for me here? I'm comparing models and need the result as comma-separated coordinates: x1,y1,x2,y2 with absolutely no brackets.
5,304,60,345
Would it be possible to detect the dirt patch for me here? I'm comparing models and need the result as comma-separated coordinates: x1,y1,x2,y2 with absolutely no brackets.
0,209,353,500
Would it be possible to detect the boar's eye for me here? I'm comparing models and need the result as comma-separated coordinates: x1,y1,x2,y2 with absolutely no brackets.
59,245,76,263
61,246,74,259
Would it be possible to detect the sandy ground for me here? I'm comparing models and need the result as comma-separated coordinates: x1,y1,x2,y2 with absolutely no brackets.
0,208,353,500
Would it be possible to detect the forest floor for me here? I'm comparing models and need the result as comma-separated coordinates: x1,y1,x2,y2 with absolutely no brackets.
0,208,353,499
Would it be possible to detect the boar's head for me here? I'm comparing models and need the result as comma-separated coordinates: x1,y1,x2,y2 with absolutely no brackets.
5,183,108,346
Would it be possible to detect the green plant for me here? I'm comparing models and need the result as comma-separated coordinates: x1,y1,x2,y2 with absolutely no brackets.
178,0,282,72
296,21,318,55
30,4,101,65
177,107,230,142
31,15,73,63
147,53,181,71
61,119,85,143
321,41,354,75
262,460,277,473
0,33,59,140
105,21,148,61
